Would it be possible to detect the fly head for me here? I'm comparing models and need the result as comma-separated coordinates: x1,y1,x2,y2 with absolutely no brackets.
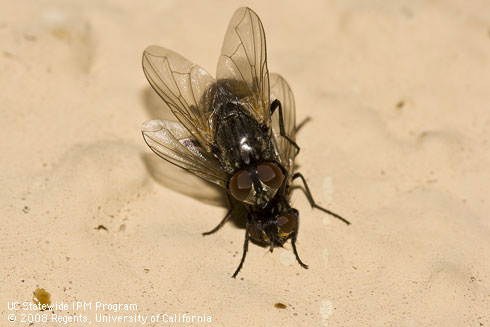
228,162,285,207
248,206,298,247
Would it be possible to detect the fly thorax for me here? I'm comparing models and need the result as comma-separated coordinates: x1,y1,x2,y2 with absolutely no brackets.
238,136,257,166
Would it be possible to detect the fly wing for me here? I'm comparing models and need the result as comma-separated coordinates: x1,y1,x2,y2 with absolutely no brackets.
143,153,227,207
270,73,296,177
142,120,227,188
142,46,216,151
216,7,270,126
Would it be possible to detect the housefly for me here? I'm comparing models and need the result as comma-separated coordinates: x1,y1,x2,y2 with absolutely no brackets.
142,7,291,209
141,7,350,277
231,73,350,277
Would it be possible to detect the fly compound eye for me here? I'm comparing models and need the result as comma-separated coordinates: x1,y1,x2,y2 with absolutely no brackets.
229,170,253,201
276,213,296,235
257,162,284,189
248,224,261,242
249,223,269,244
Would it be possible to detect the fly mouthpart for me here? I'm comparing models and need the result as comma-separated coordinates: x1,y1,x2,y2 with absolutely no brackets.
269,241,275,253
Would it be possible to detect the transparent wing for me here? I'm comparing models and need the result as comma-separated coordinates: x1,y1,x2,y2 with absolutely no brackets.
270,73,296,177
142,120,227,188
142,153,227,207
142,46,216,151
216,7,270,126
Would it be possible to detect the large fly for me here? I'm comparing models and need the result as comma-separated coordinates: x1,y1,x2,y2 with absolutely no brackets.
141,7,350,277
142,7,288,208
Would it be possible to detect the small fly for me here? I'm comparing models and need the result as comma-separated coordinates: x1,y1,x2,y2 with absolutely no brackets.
230,74,350,277
141,7,350,277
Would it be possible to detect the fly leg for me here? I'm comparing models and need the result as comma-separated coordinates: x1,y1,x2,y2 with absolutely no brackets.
292,173,351,225
270,99,300,155
295,117,311,134
291,212,308,269
232,219,251,278
202,193,234,236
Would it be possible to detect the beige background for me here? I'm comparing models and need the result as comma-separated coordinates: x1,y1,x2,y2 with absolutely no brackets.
1,0,489,326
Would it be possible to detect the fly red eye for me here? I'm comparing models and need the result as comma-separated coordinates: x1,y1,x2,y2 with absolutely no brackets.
248,223,269,244
276,213,296,234
248,224,261,242
229,170,252,201
257,162,284,189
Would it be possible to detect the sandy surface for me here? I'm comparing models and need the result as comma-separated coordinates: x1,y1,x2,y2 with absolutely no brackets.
2,0,490,326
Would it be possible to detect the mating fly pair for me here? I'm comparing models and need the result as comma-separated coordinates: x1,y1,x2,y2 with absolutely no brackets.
141,7,350,277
